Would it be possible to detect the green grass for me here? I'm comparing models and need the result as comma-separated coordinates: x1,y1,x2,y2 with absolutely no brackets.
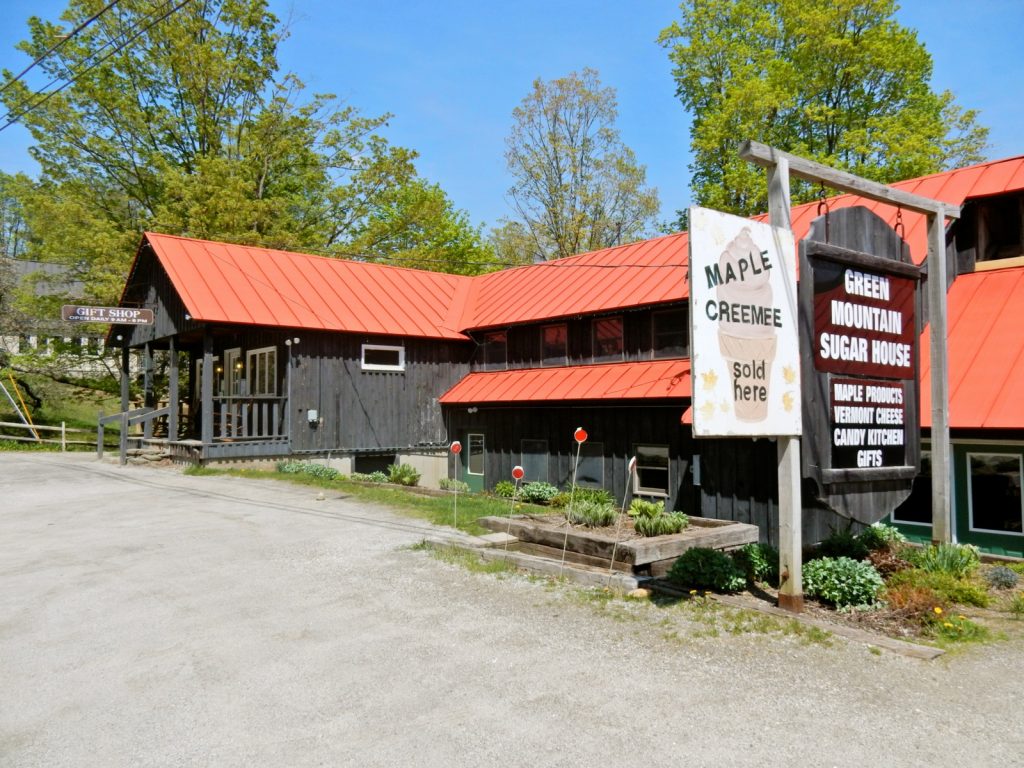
2,374,121,430
188,465,548,535
414,542,518,575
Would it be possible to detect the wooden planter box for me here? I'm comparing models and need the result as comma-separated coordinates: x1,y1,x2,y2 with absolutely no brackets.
477,515,760,577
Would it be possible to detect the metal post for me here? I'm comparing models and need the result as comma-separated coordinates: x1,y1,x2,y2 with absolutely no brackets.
767,156,804,612
927,209,952,543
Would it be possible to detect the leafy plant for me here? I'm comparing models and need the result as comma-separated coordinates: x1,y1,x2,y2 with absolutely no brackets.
549,488,613,508
387,463,421,487
564,499,617,528
983,565,1019,590
1010,593,1024,620
628,498,665,518
882,582,947,624
886,569,990,607
802,557,884,608
668,548,746,592
492,480,516,498
928,611,989,644
275,461,339,480
634,511,689,537
731,542,779,585
915,542,980,578
867,546,914,578
816,528,869,561
857,523,907,552
439,478,470,493
519,481,559,504
351,471,388,483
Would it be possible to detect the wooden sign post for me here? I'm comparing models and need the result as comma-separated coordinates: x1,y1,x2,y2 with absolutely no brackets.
739,141,959,610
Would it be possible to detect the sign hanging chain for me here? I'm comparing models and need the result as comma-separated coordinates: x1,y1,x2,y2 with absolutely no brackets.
816,182,831,243
894,207,905,240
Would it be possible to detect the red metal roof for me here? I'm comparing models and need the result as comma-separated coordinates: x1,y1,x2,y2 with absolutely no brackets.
141,232,473,340
439,359,692,404
920,265,1024,429
129,155,1024,354
776,155,1024,267
465,233,690,330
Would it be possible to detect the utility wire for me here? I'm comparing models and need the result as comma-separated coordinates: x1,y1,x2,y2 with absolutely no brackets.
0,0,120,96
0,0,194,133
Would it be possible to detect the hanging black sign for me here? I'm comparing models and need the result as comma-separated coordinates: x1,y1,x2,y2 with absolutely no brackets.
799,207,922,523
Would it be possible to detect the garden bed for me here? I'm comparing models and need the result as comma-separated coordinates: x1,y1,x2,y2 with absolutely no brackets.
477,513,759,576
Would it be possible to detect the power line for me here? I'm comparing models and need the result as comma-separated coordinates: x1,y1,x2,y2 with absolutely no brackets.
0,0,194,133
0,1,120,96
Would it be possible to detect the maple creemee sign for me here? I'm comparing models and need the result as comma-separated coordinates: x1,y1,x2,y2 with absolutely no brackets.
688,207,801,437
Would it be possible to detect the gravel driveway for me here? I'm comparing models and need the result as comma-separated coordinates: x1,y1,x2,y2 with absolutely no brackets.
2,451,1021,767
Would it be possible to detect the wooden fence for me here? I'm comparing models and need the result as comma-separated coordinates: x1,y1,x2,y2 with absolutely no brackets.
0,420,99,450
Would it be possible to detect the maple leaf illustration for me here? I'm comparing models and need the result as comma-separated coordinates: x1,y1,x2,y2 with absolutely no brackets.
782,391,795,412
701,370,718,390
700,402,716,419
783,365,796,385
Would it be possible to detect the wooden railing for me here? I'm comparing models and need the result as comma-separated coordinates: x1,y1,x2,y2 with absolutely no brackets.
212,396,286,440
97,406,170,465
0,420,94,450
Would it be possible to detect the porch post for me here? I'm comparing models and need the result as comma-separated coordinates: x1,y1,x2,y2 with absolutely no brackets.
143,341,154,409
120,345,130,413
927,209,952,543
168,336,179,439
201,327,214,445
767,156,804,613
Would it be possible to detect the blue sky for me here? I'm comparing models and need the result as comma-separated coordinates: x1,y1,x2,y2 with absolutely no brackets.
1,0,1021,232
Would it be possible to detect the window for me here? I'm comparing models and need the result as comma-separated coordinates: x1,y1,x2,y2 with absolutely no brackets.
468,433,485,476
247,346,277,396
892,449,932,526
968,453,1023,534
483,331,507,369
521,439,549,484
361,343,405,372
633,444,670,497
652,309,687,359
575,442,604,488
224,348,242,396
541,324,567,366
592,317,624,362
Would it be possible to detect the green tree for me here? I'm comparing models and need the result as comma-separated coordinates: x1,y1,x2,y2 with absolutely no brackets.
503,68,659,260
658,0,989,217
1,0,485,308
345,178,497,275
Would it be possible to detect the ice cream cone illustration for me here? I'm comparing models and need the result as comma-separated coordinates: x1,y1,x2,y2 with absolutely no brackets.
716,227,776,422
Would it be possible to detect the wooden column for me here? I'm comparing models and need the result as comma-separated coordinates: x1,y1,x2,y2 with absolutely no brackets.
768,156,804,612
168,336,179,440
120,345,130,413
201,328,213,446
143,342,154,409
928,208,952,543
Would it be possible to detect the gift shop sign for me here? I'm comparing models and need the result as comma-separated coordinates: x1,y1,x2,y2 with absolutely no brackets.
688,206,800,437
